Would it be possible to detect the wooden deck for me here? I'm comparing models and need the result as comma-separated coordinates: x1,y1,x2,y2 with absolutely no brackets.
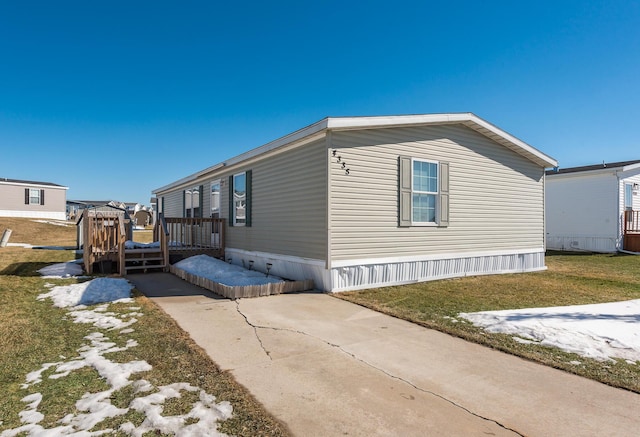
158,217,225,262
170,264,314,299
624,210,640,252
81,212,225,275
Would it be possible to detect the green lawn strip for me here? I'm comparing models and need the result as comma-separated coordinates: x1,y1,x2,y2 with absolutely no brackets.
0,275,102,430
110,295,291,436
0,248,291,436
335,252,640,393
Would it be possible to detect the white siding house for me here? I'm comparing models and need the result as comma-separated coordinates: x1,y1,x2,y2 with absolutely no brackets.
545,160,640,253
0,178,68,220
154,113,557,292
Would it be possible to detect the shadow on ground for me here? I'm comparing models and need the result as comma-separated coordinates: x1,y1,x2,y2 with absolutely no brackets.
1,262,51,277
126,272,228,300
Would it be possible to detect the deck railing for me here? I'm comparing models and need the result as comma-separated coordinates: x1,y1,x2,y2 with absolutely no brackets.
162,217,225,254
623,210,640,252
81,209,130,275
624,210,640,233
81,213,225,275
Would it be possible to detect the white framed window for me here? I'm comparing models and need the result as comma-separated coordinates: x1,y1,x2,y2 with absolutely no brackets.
29,189,41,205
228,170,252,227
211,180,221,218
233,172,246,226
625,183,634,211
184,185,202,218
399,156,449,227
412,159,438,224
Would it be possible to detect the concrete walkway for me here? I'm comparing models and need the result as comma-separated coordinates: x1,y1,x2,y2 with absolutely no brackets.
128,273,640,437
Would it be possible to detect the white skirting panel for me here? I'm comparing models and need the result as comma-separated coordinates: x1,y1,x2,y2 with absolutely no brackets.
0,210,67,220
224,248,331,291
222,248,546,293
546,235,619,253
330,250,547,292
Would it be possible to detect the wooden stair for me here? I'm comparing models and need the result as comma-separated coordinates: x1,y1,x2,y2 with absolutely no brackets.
124,248,166,274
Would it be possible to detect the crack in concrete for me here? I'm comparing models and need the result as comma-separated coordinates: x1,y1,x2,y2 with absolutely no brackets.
234,300,522,436
234,301,272,360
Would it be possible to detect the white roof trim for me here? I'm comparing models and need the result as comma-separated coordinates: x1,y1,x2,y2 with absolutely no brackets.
153,163,225,194
621,162,640,174
153,113,557,193
0,180,69,190
547,161,640,178
325,113,557,168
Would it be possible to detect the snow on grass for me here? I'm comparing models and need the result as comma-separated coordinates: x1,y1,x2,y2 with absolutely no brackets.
175,254,284,286
37,278,133,307
1,277,233,436
37,261,84,278
122,383,233,436
459,299,640,363
32,219,72,227
9,244,75,250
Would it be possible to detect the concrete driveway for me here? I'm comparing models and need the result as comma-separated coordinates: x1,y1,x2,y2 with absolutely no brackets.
129,273,640,436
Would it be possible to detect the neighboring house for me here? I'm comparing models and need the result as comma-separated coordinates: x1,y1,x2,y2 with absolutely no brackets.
75,204,133,250
133,210,152,227
153,113,557,292
67,200,144,221
546,160,640,253
67,200,106,220
0,178,68,220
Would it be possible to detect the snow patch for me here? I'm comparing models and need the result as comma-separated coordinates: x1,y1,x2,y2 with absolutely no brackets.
2,280,233,436
38,261,83,278
175,254,284,286
37,278,133,307
460,299,640,363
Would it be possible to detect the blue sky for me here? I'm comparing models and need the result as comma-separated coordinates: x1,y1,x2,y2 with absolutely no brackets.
1,1,638,206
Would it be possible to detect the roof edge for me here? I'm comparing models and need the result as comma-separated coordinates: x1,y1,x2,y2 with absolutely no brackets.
154,113,557,193
546,159,640,176
0,179,69,190
326,113,557,168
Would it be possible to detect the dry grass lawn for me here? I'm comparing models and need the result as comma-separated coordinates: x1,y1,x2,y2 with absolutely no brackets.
0,218,291,436
0,217,77,247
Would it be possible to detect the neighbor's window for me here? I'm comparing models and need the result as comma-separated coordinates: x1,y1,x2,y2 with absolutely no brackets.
29,189,41,205
233,172,246,226
625,184,634,211
412,159,438,223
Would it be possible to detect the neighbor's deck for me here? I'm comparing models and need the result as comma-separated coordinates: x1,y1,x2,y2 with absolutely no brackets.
624,210,640,252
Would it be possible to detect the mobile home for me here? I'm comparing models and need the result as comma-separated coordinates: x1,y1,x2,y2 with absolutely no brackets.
154,113,557,291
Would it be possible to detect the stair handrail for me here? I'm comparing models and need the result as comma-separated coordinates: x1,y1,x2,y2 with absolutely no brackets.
158,213,170,271
82,209,91,273
118,215,127,275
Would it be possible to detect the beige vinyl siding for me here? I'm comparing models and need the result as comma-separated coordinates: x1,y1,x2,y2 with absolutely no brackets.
223,138,327,259
329,124,545,261
161,189,186,218
0,183,66,214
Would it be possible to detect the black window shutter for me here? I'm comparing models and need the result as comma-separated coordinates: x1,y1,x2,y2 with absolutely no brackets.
245,170,252,227
228,175,234,227
182,190,186,218
41,189,45,206
25,188,29,205
199,185,204,218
